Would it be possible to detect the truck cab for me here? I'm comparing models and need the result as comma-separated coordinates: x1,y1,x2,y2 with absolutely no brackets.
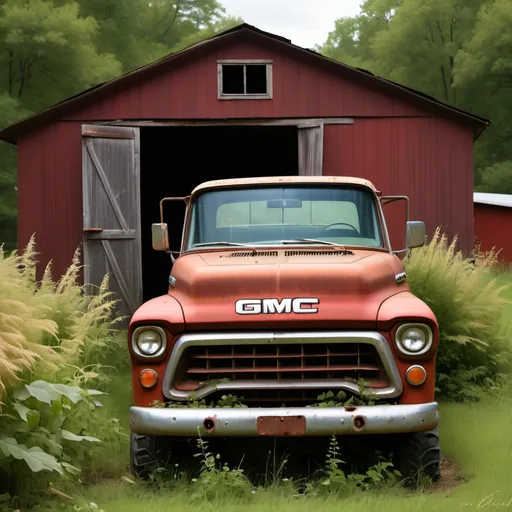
128,176,440,486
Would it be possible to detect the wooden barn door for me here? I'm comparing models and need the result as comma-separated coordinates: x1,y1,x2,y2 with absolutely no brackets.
82,125,142,322
298,123,324,176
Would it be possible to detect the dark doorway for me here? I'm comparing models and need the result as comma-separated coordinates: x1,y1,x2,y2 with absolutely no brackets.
140,125,299,302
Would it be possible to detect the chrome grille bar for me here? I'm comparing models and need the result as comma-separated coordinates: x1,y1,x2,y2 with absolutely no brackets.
162,332,403,402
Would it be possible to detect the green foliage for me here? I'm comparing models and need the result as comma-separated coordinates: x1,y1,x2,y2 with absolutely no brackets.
476,160,512,194
404,228,512,401
190,436,253,503
310,380,382,407
320,0,512,192
0,235,125,504
0,0,122,109
0,380,104,495
170,15,244,52
151,393,248,409
303,436,401,496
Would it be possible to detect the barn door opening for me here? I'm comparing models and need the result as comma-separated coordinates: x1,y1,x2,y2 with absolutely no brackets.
298,123,324,176
82,125,142,323
139,124,299,302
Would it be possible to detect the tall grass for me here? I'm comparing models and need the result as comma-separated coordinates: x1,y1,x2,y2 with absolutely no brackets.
0,236,127,503
0,236,123,397
404,228,512,401
0,238,61,399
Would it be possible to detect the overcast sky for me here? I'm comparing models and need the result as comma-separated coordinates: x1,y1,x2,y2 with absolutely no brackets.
219,0,363,49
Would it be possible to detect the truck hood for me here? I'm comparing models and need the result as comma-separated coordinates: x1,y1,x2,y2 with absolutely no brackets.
169,249,409,330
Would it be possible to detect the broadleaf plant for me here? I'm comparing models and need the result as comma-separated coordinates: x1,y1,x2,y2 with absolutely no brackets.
0,380,104,480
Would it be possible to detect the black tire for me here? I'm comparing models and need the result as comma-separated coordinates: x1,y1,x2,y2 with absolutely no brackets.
130,433,163,478
130,433,201,479
395,428,441,488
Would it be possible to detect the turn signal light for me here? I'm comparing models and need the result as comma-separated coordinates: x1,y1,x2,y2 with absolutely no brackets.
139,369,158,389
406,365,427,386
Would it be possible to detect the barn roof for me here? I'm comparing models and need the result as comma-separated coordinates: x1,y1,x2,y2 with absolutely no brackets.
0,23,490,144
474,192,512,208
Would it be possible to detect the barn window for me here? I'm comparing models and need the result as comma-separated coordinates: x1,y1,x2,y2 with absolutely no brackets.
218,60,273,99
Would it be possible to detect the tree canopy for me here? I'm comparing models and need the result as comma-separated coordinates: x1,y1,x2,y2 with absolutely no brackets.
320,0,512,195
0,0,240,249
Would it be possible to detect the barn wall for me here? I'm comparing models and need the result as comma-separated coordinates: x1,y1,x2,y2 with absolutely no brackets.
474,204,512,263
17,122,83,279
15,35,478,279
323,117,475,252
64,39,431,122
17,114,476,285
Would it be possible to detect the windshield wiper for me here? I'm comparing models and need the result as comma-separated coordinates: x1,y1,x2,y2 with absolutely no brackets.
281,239,354,253
281,238,341,247
192,242,257,253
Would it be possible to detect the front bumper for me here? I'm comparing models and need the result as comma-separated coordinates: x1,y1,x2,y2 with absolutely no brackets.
130,402,439,437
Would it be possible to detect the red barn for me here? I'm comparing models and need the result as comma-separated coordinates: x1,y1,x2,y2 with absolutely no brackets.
474,193,512,264
0,24,489,318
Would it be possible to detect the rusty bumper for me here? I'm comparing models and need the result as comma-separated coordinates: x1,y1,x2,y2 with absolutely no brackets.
130,402,439,437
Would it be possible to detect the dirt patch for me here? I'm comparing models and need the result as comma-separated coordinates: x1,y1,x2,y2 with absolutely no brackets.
433,456,467,492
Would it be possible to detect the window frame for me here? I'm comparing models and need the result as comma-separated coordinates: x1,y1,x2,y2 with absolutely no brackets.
184,184,388,252
217,60,273,100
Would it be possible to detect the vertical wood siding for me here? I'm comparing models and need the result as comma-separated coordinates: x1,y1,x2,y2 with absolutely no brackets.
323,118,475,251
17,122,83,279
64,40,429,122
474,204,512,263
15,36,477,280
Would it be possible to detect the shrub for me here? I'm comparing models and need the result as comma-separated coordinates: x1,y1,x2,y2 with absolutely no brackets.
0,380,104,496
0,237,124,502
404,228,512,402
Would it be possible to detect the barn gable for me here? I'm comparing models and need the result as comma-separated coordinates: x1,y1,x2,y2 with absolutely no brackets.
0,24,488,144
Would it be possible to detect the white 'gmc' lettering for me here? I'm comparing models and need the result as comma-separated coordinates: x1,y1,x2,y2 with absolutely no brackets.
235,298,319,315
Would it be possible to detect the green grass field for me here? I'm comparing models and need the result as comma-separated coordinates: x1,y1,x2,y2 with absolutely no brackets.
35,270,512,512
39,388,510,512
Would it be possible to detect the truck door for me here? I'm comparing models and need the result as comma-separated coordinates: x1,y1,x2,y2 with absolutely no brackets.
81,124,142,323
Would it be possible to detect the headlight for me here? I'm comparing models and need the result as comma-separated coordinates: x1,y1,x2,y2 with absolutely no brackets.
395,324,433,355
132,326,166,358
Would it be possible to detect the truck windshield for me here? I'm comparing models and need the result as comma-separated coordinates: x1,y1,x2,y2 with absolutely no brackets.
185,186,384,250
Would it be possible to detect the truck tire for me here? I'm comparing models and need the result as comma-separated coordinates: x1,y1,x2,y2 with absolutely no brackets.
130,433,162,478
396,428,441,488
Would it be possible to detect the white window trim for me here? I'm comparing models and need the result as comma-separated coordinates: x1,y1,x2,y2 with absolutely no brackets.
217,60,273,100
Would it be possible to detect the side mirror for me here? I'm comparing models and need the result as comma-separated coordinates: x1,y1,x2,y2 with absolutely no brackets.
152,223,169,251
406,221,426,249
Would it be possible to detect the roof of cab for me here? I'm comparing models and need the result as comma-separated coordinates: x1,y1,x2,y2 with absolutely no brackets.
191,176,378,195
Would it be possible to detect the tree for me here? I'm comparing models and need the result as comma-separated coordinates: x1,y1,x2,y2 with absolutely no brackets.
476,161,512,194
0,0,122,112
320,0,512,192
75,0,169,72
143,0,226,55
170,15,244,52
454,0,512,91
369,0,484,106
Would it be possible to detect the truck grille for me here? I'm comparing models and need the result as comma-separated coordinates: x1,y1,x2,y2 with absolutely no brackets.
173,343,389,391
162,332,402,403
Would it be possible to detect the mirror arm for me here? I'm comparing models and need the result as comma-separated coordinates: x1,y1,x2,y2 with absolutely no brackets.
159,196,190,223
